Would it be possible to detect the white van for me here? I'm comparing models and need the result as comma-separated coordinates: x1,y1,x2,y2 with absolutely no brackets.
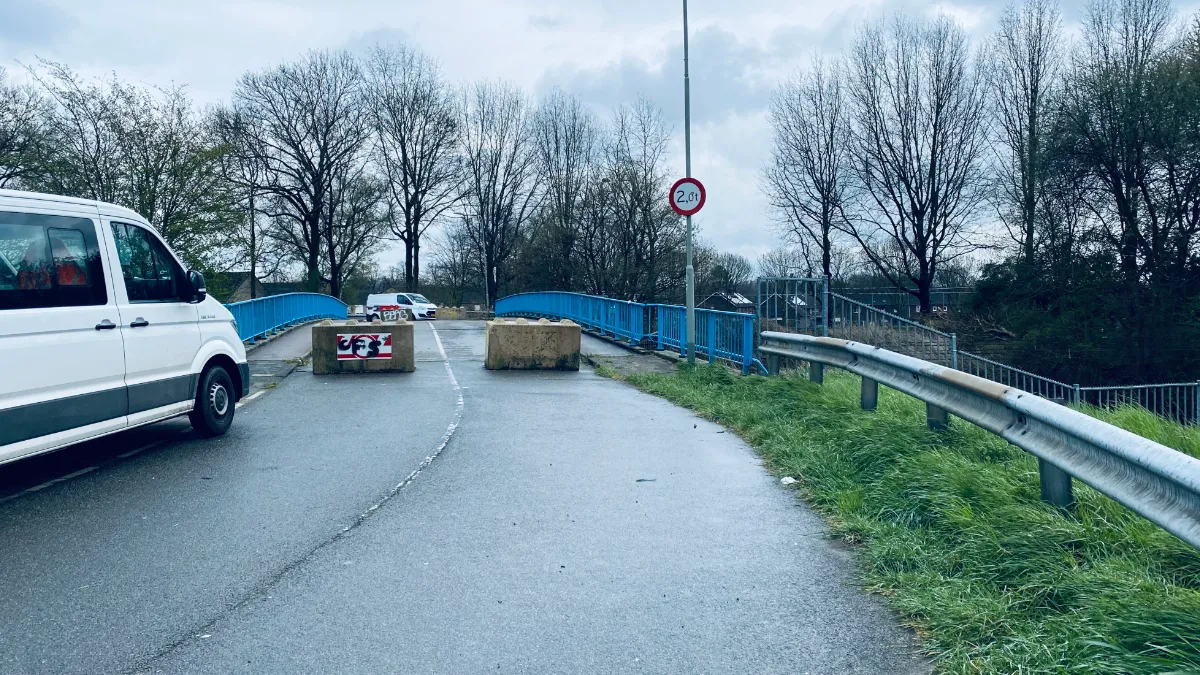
0,189,249,466
364,292,437,322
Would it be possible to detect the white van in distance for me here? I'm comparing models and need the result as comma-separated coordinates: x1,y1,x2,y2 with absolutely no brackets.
364,292,437,321
0,189,249,466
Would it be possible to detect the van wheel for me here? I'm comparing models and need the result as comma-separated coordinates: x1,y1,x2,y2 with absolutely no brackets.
190,366,236,438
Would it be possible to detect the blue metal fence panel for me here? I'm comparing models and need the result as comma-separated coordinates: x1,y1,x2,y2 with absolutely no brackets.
225,292,348,343
495,292,755,373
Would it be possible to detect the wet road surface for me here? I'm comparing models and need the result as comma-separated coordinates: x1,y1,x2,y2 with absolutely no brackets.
0,321,927,674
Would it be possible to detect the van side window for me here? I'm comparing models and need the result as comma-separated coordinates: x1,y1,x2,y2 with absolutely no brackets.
0,212,107,310
110,222,183,303
397,294,411,305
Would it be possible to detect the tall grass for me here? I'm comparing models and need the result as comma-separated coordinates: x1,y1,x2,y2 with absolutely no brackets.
624,364,1200,674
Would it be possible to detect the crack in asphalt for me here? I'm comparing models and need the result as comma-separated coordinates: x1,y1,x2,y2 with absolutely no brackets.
125,323,465,674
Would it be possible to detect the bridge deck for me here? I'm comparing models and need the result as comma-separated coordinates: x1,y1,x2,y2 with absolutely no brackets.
0,321,926,674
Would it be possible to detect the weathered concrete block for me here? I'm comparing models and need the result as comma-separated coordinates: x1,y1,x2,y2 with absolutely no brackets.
311,319,415,374
485,318,581,370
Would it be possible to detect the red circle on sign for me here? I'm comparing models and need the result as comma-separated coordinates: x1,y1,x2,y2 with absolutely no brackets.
669,177,706,216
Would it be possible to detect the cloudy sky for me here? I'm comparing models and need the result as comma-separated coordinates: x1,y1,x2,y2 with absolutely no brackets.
1,0,1099,271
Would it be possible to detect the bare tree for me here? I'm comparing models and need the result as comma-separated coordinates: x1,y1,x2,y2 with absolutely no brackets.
991,0,1064,266
758,246,809,278
763,58,854,279
575,175,620,295
1058,0,1184,286
458,81,541,306
532,88,598,289
710,251,754,294
212,110,286,297
604,97,683,302
321,164,389,297
365,45,460,291
0,66,45,188
428,219,479,306
845,15,990,313
222,50,369,291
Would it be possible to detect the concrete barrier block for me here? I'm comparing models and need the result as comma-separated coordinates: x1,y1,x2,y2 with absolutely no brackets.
311,320,415,374
485,318,580,370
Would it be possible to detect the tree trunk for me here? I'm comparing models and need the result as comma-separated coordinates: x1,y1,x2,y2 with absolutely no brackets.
821,216,832,279
307,213,321,293
917,275,934,315
249,187,257,299
412,241,421,291
485,256,499,308
404,236,415,291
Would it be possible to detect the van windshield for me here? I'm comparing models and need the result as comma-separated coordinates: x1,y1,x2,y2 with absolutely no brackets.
410,294,430,304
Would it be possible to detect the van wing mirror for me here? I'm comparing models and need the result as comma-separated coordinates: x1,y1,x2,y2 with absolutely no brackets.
188,269,207,303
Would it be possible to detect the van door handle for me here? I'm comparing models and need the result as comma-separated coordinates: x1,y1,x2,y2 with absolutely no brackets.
95,319,117,330
130,318,150,328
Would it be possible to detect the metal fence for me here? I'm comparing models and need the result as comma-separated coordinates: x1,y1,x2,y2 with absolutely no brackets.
494,292,758,373
758,277,1200,424
225,292,347,343
1078,383,1200,424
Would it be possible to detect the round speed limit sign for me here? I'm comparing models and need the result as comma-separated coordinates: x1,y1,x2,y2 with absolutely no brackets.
669,177,706,216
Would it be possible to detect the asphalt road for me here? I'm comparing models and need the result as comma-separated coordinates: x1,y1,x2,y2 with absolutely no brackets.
0,321,928,674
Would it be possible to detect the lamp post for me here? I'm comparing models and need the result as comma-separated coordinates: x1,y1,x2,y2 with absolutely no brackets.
682,0,696,364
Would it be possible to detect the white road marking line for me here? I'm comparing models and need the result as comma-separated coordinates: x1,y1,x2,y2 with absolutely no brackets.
24,465,99,493
60,466,98,480
118,441,163,459
338,323,464,534
235,390,266,409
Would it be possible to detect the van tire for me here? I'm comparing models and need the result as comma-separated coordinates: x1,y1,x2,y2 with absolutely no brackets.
190,366,236,438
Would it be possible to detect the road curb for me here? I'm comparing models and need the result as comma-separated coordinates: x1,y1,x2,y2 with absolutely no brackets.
244,320,317,354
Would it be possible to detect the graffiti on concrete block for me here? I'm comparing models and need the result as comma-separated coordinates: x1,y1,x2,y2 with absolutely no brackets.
336,333,393,360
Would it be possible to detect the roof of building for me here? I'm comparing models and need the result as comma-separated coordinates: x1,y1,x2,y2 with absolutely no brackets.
703,292,754,307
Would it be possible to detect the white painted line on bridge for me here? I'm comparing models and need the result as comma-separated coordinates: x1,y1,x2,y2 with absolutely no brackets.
118,440,164,459
339,323,465,534
236,391,266,409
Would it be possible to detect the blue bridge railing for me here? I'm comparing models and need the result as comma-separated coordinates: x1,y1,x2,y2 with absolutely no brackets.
495,292,758,373
225,292,347,343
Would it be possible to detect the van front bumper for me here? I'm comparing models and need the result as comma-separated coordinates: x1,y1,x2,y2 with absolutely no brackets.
238,362,251,398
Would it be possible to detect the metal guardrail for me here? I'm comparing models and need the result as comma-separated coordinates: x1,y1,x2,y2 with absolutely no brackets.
225,292,348,343
759,331,1200,550
495,292,758,373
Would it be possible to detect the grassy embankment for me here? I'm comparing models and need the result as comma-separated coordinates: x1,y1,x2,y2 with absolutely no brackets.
619,364,1200,674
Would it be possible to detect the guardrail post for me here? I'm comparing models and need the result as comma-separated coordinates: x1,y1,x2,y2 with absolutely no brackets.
809,362,824,384
926,403,948,430
861,377,878,411
656,306,664,351
1038,458,1075,512
707,312,716,364
767,354,780,375
1073,384,1081,405
821,275,830,337
742,315,754,374
950,333,958,369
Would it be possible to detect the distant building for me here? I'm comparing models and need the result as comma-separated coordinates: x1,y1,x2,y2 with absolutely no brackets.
700,292,754,314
